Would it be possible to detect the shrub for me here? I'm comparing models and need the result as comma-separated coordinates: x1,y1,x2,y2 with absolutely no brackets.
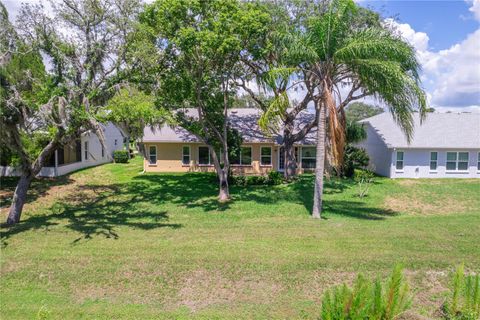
231,175,247,187
354,169,375,198
113,150,129,163
342,145,370,177
246,175,267,185
267,170,283,185
321,264,411,320
443,265,480,320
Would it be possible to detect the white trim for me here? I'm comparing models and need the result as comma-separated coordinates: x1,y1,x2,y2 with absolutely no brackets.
429,151,438,172
232,146,253,166
198,145,211,165
260,146,272,166
446,151,469,172
300,146,316,169
182,145,191,165
395,150,404,171
477,152,480,173
148,145,157,165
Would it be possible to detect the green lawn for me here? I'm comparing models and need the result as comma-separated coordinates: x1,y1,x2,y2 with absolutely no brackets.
1,157,479,319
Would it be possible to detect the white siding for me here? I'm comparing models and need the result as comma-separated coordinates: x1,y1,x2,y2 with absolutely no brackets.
356,124,392,177
1,123,124,178
391,149,480,178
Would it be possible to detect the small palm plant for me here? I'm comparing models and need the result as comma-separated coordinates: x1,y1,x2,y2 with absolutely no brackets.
443,265,480,320
320,264,412,320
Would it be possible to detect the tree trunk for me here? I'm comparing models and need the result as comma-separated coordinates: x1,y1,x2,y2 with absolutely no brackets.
312,102,326,219
284,139,297,179
218,169,230,202
126,135,131,159
6,172,33,225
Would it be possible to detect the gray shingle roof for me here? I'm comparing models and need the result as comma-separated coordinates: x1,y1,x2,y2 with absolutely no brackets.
360,112,480,149
143,108,317,145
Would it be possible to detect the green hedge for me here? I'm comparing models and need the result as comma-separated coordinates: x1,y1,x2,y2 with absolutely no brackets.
113,150,129,163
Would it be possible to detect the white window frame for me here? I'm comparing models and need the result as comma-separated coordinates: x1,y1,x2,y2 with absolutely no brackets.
182,145,191,165
477,152,480,172
446,151,469,172
300,146,316,169
236,146,252,166
198,146,211,166
429,151,438,172
260,146,272,166
148,145,157,165
395,150,404,172
84,141,89,161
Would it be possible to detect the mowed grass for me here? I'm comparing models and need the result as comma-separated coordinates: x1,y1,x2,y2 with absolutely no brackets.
1,157,479,319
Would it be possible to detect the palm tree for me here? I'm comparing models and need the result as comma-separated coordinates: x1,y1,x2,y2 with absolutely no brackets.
304,0,427,218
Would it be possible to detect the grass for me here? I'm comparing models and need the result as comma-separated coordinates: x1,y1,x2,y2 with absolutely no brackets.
1,157,479,319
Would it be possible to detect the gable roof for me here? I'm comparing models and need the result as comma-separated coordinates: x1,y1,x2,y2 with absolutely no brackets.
143,108,317,145
360,112,480,149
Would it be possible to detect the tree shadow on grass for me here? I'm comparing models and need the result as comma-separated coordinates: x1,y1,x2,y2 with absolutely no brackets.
0,176,74,208
1,183,182,247
290,174,398,220
1,172,399,246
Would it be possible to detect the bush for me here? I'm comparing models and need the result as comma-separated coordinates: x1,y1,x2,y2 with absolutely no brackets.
443,265,480,320
267,170,283,185
230,170,284,186
246,175,267,185
320,264,411,320
354,169,375,198
113,150,129,163
342,145,370,178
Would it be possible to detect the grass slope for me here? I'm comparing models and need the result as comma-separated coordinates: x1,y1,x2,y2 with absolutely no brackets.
1,157,479,319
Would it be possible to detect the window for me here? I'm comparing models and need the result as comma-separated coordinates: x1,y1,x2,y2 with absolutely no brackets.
301,147,316,169
477,152,480,171
84,141,89,160
101,146,105,158
260,147,272,166
182,146,190,165
198,146,210,165
149,145,157,165
396,151,404,170
430,152,437,171
446,151,469,171
114,139,118,146
231,147,252,165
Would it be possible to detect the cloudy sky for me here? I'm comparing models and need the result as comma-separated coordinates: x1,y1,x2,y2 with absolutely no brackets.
3,0,480,112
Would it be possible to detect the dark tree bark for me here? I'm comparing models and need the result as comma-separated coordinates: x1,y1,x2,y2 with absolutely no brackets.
312,101,326,219
6,172,33,225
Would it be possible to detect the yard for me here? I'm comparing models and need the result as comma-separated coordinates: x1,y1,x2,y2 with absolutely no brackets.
1,157,479,319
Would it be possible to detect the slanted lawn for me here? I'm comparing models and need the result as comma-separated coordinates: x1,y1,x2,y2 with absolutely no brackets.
1,157,479,319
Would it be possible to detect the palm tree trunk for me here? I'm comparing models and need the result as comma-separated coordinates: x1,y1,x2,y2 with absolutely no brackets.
312,102,326,218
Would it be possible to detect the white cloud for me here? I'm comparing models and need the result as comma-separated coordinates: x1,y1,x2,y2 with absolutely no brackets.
386,9,480,110
468,0,480,21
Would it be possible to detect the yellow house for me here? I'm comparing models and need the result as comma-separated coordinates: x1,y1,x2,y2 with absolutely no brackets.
141,109,317,175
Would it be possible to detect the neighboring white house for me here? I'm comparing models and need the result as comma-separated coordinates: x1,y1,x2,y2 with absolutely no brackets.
357,113,480,178
0,122,124,178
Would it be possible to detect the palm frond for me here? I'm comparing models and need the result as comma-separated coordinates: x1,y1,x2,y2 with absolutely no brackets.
258,90,289,133
346,58,427,142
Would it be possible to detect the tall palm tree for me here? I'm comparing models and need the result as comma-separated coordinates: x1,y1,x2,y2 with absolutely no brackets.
305,0,427,218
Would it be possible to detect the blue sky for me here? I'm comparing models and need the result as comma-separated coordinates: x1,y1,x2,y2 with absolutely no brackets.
357,0,480,111
3,0,480,111
361,0,478,50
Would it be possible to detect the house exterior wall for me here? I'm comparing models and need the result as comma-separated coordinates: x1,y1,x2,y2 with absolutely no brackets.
356,124,392,177
1,123,124,178
390,149,480,178
143,142,279,175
